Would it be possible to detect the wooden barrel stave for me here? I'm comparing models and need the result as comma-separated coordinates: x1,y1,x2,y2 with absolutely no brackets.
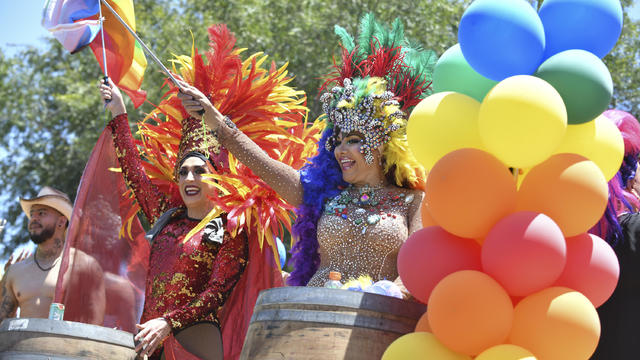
240,287,426,360
0,352,85,360
0,318,136,360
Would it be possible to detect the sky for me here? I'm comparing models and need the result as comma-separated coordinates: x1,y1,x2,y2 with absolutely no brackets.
0,1,50,56
1,1,639,56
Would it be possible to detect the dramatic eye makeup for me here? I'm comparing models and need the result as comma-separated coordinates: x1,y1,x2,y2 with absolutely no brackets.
178,166,208,177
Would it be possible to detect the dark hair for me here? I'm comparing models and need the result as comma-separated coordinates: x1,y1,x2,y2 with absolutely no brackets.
177,151,216,171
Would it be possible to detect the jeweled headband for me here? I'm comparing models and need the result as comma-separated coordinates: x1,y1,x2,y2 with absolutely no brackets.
322,78,406,164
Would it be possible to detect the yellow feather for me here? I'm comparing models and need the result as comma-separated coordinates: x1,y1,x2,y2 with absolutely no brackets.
182,207,224,244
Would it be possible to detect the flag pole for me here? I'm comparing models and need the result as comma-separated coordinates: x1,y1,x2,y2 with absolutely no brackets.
99,0,180,86
98,2,108,78
98,1,111,103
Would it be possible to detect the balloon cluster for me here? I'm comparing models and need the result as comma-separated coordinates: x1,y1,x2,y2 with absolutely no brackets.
387,0,626,359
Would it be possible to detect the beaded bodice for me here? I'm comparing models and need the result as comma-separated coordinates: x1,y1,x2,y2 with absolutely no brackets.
307,185,418,286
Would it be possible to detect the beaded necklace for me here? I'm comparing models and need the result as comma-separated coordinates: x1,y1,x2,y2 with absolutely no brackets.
324,184,415,234
34,248,60,272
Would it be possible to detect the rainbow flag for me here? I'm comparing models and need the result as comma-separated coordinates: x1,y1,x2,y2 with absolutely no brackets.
42,0,147,107
42,0,101,53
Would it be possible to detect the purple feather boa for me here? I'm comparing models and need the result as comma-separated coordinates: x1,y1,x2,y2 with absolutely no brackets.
288,127,347,286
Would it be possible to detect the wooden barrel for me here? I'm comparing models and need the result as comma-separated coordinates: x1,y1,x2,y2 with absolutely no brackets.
0,318,136,359
240,286,426,360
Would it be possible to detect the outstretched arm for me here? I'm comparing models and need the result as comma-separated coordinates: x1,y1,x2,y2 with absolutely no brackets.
177,82,305,207
99,80,169,224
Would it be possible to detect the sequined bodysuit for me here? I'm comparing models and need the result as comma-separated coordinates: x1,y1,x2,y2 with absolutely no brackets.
307,186,420,286
109,114,248,357
217,120,423,288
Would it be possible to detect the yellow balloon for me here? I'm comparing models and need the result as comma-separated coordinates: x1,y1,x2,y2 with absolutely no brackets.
408,92,484,170
554,114,624,180
382,332,471,360
475,344,537,360
479,75,567,168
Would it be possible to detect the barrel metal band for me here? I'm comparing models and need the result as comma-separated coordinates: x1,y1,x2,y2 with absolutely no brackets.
250,308,415,334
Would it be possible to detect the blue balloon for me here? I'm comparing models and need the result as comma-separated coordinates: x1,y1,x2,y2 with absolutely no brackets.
458,0,545,81
539,0,623,59
276,237,287,269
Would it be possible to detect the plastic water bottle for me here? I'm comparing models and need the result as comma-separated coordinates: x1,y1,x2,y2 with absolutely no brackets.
324,271,343,289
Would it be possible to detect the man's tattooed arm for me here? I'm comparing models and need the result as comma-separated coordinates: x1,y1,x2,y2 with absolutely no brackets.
0,279,18,321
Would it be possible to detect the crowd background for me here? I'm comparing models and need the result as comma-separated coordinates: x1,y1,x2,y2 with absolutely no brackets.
0,0,638,258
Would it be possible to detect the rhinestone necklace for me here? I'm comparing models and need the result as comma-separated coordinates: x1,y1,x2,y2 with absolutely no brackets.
324,184,414,234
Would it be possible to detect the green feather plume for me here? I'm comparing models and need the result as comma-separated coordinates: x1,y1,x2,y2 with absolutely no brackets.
356,13,380,60
334,25,355,53
388,18,405,48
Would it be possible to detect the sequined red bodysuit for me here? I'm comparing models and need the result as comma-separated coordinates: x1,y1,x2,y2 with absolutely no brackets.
109,114,248,357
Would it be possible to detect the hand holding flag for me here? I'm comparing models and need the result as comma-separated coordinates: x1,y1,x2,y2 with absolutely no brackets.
42,0,147,107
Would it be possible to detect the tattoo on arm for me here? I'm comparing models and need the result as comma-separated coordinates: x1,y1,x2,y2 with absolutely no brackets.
0,283,18,321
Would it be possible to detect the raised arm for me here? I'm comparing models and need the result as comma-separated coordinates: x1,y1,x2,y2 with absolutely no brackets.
177,82,304,207
99,80,169,224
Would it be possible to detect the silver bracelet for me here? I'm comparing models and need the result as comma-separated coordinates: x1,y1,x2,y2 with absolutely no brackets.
222,115,237,130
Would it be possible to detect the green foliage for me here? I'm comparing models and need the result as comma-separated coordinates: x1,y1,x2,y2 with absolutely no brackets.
605,0,640,114
0,0,639,254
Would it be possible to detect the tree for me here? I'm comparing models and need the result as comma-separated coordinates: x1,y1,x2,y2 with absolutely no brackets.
0,0,638,254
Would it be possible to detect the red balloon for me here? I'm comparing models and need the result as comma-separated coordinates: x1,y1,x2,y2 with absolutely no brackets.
398,226,482,304
555,233,619,307
482,211,567,297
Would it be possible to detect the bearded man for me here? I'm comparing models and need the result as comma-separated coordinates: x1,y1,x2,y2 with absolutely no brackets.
0,187,105,323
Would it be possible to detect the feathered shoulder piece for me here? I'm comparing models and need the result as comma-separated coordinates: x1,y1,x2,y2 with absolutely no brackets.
126,24,324,265
321,13,437,112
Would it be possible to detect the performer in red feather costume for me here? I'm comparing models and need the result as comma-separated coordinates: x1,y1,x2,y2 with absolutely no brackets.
98,24,323,360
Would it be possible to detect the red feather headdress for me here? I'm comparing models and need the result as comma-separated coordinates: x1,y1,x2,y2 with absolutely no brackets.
121,24,324,266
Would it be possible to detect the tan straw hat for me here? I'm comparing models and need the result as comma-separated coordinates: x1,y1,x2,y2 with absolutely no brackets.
19,186,72,221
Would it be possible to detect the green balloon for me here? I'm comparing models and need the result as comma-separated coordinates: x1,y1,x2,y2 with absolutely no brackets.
432,44,498,102
535,49,613,125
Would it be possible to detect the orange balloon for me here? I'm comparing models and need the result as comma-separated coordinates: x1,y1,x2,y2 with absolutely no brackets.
517,153,608,237
509,287,600,360
421,198,438,227
426,148,517,239
415,311,432,332
428,270,513,356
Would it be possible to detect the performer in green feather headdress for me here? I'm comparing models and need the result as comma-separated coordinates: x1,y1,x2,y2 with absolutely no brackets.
177,13,437,294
